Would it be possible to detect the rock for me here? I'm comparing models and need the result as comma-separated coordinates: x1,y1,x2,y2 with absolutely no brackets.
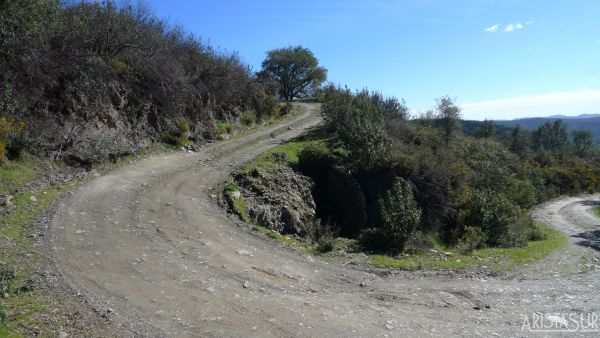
236,249,252,256
231,191,241,200
234,166,317,236
30,195,38,202
206,287,215,294
243,281,250,288
0,195,14,207
58,331,69,338
385,324,394,330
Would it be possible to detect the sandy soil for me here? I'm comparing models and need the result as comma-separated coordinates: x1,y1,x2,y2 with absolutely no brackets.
50,104,600,337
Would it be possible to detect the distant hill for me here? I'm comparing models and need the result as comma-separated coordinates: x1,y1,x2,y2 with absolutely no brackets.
494,116,600,142
546,114,600,119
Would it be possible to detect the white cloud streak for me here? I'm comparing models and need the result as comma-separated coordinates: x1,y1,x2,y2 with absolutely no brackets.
485,21,531,33
484,24,499,33
461,89,600,120
505,22,524,32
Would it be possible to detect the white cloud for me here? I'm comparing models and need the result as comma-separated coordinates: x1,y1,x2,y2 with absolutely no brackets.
486,22,530,34
505,23,525,32
484,24,499,33
461,89,600,120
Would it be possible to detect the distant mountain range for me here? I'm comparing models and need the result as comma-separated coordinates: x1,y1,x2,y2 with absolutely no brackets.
461,114,600,142
546,113,600,119
493,115,600,142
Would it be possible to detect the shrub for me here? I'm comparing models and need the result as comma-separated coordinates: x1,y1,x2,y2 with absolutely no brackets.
404,230,435,254
505,213,534,247
163,119,190,146
458,189,517,247
317,235,336,253
298,142,333,175
457,226,486,253
6,129,34,160
357,228,388,252
378,177,422,253
504,179,538,209
528,220,548,241
217,122,233,135
240,112,256,126
453,137,516,192
260,94,280,120
0,115,25,164
0,268,16,294
323,87,391,170
280,102,294,115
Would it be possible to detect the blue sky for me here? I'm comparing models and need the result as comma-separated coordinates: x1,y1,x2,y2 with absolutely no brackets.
146,0,600,120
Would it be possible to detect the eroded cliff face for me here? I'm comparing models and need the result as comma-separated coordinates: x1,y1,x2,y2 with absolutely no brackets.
223,159,377,238
229,165,317,236
23,80,246,166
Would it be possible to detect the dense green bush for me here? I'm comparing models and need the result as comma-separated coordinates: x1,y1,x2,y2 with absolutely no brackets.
298,142,333,175
506,213,534,247
358,228,388,252
458,189,517,247
317,235,336,253
322,87,392,170
378,178,422,252
457,226,486,253
453,137,516,191
504,179,538,209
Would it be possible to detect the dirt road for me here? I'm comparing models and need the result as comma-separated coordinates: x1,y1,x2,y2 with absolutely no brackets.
51,104,600,337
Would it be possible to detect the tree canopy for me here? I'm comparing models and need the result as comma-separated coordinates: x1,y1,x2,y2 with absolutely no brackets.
258,46,327,101
532,120,568,151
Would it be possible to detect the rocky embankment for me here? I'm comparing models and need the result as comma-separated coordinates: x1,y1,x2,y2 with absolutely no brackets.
225,158,317,236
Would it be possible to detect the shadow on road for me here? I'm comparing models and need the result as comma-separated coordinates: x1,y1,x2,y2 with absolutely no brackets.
572,199,600,251
581,200,600,207
574,230,600,251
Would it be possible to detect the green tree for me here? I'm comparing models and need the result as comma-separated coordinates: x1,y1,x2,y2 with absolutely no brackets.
435,96,462,145
474,119,496,139
379,178,422,252
532,120,568,151
258,46,327,101
571,128,594,157
508,124,529,157
336,89,391,170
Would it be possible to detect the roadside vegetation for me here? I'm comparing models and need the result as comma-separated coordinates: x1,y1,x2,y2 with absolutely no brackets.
1,0,322,166
225,86,600,271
